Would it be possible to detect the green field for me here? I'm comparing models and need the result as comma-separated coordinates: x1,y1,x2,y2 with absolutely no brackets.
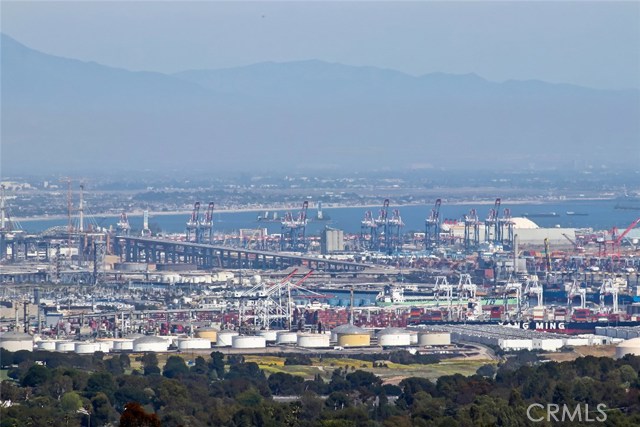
244,355,494,383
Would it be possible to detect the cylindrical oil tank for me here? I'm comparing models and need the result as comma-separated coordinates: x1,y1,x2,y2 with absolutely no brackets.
409,331,418,345
195,327,219,344
0,332,34,352
616,337,640,359
378,328,411,347
37,340,58,351
216,331,239,347
75,342,100,354
418,332,451,346
133,336,169,352
331,324,362,342
336,325,370,347
97,339,115,352
297,333,330,348
177,338,211,351
55,341,76,352
276,331,298,344
113,339,134,352
258,330,279,342
232,335,267,349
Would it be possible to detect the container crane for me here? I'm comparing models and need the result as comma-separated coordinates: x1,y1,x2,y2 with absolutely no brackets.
280,201,309,251
463,209,480,250
499,207,514,247
186,202,200,242
561,233,584,252
387,208,404,254
425,199,442,249
599,277,619,314
543,238,552,275
375,199,390,252
484,198,501,244
116,211,131,236
360,210,377,250
198,202,215,244
567,280,586,311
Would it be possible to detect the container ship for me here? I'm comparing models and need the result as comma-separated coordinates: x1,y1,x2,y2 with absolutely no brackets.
615,194,640,211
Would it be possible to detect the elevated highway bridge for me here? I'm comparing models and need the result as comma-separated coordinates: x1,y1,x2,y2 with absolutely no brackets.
114,236,370,272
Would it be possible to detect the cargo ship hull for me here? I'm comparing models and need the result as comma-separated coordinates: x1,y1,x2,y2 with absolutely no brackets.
411,319,640,335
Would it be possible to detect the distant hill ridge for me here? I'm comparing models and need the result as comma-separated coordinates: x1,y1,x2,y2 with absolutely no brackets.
2,33,638,173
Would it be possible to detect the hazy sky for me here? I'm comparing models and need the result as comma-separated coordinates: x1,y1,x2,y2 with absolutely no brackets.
2,1,640,89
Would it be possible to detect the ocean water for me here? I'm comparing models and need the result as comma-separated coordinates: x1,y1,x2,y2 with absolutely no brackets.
16,199,640,235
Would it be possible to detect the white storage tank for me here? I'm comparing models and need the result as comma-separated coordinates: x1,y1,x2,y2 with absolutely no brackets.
133,336,169,352
258,330,279,342
112,339,134,352
377,328,411,347
55,341,77,352
616,337,640,359
409,331,418,345
418,332,451,346
276,331,298,344
177,338,211,351
0,332,34,352
232,335,267,349
37,340,58,351
216,330,239,347
96,339,115,352
75,342,101,354
297,333,330,348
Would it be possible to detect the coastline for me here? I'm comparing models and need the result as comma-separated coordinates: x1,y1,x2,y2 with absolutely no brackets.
12,197,614,222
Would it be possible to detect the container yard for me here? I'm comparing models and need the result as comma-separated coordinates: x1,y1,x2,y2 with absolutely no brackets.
2,189,640,356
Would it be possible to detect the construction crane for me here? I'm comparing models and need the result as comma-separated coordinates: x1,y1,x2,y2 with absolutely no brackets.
198,202,215,244
561,233,584,252
186,202,201,242
425,199,442,249
608,218,640,256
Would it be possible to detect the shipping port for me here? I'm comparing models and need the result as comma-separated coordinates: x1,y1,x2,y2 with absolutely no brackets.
2,184,640,355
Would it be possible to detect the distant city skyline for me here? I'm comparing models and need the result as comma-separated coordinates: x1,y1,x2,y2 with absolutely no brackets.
2,1,639,90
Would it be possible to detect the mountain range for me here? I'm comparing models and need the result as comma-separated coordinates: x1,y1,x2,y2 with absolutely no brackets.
2,33,638,174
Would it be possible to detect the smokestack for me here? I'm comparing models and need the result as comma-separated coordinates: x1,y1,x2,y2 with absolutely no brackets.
513,234,519,274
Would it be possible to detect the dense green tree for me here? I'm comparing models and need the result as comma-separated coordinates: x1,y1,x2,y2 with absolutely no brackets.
141,353,160,376
162,355,188,379
60,391,83,412
268,372,304,395
190,356,208,375
21,364,50,387
209,351,225,379
85,371,116,403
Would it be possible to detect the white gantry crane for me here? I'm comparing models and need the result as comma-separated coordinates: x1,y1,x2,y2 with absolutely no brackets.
599,277,619,314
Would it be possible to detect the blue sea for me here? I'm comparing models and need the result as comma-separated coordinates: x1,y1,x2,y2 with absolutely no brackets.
16,199,640,235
